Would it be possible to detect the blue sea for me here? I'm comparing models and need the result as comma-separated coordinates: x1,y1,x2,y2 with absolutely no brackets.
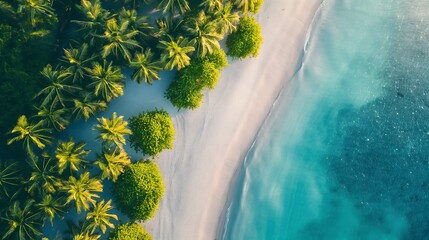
222,1,429,239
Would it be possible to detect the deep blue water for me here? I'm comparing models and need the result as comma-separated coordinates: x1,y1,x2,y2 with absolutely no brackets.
223,1,429,239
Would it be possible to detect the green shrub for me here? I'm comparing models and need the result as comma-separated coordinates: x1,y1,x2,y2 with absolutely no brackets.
113,160,164,221
129,110,175,157
109,223,152,240
252,0,264,14
165,60,219,109
201,49,228,70
226,16,263,59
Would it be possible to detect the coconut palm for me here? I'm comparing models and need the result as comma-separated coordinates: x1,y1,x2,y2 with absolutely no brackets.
72,232,101,240
93,112,132,147
158,36,195,70
86,60,125,102
0,0,14,18
60,172,103,213
199,0,223,11
84,200,117,234
94,147,130,181
0,161,21,199
214,3,239,35
26,154,58,195
7,115,53,156
184,11,222,57
157,0,190,14
35,105,69,131
129,48,162,84
72,0,112,45
17,0,55,27
99,18,141,62
118,8,153,39
233,0,260,14
155,16,183,40
61,43,96,83
36,194,66,226
55,139,90,175
35,64,80,108
1,200,42,240
72,93,107,121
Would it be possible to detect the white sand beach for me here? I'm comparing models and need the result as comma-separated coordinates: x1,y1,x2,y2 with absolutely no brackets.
143,0,324,239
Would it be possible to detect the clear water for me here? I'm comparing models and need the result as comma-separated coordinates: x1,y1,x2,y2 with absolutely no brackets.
223,1,429,239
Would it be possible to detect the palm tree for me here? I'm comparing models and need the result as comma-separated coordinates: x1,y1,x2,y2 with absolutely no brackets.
157,0,190,14
94,147,130,181
129,48,162,84
72,93,107,121
26,154,58,195
155,16,183,40
35,64,80,108
0,161,21,199
7,115,53,156
60,43,96,83
60,172,103,213
233,0,260,14
86,60,125,102
199,0,223,11
158,36,195,70
184,11,222,57
1,200,42,240
213,3,239,35
35,105,69,131
55,139,90,175
93,112,132,147
72,0,112,45
17,0,55,27
99,18,141,62
118,8,153,39
36,194,66,226
72,232,101,240
84,200,117,234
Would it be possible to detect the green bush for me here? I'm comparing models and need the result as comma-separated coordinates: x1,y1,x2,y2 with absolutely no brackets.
252,0,264,14
226,17,263,59
109,223,152,240
113,160,164,221
165,59,219,110
201,49,228,70
129,110,175,157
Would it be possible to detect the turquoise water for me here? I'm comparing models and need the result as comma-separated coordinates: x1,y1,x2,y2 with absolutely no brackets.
223,1,429,239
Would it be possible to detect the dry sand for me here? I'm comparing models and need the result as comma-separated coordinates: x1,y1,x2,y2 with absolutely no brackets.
144,0,323,239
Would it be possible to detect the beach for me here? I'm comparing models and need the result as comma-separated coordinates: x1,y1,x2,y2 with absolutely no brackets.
144,0,323,239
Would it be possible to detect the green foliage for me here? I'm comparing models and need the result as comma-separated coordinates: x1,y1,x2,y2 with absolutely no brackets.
113,160,164,221
233,0,263,14
165,59,219,109
129,110,175,157
109,223,152,240
201,48,228,70
226,16,263,59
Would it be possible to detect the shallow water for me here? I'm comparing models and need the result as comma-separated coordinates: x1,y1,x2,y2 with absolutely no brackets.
223,1,429,239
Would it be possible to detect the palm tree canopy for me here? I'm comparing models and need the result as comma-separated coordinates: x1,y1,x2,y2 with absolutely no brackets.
55,139,90,175
72,93,107,121
184,11,222,57
0,161,21,199
158,36,195,70
17,0,55,26
99,17,141,62
35,105,69,131
118,8,153,38
1,200,42,240
36,64,80,108
7,115,53,156
61,43,96,83
60,172,103,213
86,60,125,102
200,0,223,11
129,48,162,84
94,112,132,147
94,147,130,181
157,0,190,14
84,200,118,234
214,3,239,35
36,194,66,226
26,153,58,195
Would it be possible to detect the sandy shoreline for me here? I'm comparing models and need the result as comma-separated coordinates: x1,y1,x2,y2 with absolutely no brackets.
144,0,323,239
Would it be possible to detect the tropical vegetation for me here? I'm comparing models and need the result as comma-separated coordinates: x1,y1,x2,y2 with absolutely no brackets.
113,160,164,221
0,0,264,237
